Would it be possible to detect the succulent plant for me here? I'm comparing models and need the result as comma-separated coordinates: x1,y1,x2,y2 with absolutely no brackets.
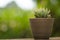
34,8,51,18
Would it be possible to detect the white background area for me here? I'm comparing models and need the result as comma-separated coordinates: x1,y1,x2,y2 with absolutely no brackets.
0,0,36,10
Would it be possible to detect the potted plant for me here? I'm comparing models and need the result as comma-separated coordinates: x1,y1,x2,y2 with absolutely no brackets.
30,8,54,40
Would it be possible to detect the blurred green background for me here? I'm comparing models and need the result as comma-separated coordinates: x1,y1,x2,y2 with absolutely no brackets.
0,1,35,38
0,0,60,38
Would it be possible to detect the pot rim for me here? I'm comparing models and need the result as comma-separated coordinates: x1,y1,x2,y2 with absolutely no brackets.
30,18,55,20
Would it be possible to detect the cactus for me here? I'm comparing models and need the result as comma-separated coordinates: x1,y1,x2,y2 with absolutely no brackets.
34,8,51,18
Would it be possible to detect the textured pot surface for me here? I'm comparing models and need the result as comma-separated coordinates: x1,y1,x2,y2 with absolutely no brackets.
30,18,54,39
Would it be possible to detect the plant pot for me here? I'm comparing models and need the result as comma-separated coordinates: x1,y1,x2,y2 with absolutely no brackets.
30,18,54,39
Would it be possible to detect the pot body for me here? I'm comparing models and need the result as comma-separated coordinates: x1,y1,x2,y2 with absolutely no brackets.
30,18,54,39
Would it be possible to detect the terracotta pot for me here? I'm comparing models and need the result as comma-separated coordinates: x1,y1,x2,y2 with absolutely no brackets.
30,18,54,39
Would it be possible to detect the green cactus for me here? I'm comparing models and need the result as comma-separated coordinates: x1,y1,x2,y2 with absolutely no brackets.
34,8,51,18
